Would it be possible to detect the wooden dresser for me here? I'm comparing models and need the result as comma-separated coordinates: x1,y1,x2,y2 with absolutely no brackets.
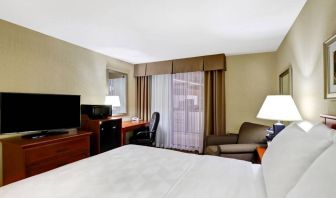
2,131,92,185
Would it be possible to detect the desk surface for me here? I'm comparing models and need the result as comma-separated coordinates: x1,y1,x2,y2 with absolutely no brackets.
122,120,149,129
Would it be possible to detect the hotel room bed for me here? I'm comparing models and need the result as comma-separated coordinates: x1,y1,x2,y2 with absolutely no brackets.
0,145,267,198
1,119,336,198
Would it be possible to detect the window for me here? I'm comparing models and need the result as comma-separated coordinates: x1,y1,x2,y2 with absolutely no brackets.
171,72,204,152
151,72,204,152
107,70,127,115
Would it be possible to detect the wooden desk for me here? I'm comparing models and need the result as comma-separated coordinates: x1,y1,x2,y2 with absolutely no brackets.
121,121,149,145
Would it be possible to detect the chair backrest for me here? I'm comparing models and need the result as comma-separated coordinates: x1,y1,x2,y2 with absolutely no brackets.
237,122,269,144
149,112,160,141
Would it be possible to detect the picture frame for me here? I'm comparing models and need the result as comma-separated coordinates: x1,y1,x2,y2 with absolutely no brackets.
279,67,292,95
324,33,336,99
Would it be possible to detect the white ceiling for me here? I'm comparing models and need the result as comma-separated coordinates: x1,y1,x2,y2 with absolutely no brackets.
0,0,306,64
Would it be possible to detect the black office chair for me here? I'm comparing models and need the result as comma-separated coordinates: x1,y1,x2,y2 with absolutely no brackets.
129,112,160,146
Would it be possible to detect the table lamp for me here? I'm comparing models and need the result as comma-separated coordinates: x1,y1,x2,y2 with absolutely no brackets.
257,95,302,140
105,96,121,109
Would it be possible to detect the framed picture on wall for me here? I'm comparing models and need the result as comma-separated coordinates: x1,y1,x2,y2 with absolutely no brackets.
324,33,336,99
279,67,292,95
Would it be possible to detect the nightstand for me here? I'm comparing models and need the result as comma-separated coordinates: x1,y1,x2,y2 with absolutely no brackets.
256,147,267,163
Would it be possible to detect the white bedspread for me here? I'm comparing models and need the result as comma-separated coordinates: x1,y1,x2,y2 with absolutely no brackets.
0,145,267,198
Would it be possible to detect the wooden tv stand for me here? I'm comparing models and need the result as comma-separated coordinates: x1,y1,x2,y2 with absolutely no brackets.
1,131,92,185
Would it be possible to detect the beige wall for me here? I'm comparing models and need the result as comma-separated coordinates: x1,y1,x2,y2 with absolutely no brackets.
0,20,136,185
226,52,277,133
275,0,336,122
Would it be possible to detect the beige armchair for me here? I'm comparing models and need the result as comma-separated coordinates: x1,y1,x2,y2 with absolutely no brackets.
205,122,269,162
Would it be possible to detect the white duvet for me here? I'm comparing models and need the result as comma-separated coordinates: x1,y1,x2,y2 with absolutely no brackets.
0,145,267,198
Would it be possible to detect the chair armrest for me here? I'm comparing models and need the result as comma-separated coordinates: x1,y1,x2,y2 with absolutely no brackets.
134,126,149,133
135,131,154,136
206,134,239,146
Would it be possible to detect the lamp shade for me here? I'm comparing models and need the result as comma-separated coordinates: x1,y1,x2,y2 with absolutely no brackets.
105,96,121,107
257,95,302,121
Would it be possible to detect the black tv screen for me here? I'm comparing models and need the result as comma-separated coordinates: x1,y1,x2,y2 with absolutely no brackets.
0,93,80,134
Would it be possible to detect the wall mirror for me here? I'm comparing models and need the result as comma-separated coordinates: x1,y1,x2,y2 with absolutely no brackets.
279,67,292,95
107,70,127,115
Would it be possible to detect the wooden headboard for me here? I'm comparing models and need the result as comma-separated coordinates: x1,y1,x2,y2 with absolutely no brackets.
320,114,336,129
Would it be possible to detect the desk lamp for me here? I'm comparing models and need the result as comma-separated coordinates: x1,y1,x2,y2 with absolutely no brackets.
105,96,121,109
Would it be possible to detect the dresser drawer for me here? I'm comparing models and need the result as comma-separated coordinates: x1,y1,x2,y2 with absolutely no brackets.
25,137,89,166
2,131,92,185
27,151,89,176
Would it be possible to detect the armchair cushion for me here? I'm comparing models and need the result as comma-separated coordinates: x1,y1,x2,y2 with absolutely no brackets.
206,134,238,146
205,145,220,155
219,143,266,154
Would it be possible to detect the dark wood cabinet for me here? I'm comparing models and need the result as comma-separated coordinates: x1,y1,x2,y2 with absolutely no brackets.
81,116,122,155
2,131,92,185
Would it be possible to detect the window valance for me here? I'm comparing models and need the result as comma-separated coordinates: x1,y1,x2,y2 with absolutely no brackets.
134,63,146,77
146,60,172,76
172,57,203,74
204,54,226,71
134,54,226,76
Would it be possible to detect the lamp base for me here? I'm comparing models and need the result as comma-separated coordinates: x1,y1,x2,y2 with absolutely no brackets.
266,122,286,141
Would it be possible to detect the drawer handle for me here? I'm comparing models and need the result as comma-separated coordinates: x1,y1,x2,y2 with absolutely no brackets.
56,148,69,153
112,126,117,129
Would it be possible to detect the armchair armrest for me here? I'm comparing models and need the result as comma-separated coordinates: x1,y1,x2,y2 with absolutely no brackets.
206,134,239,146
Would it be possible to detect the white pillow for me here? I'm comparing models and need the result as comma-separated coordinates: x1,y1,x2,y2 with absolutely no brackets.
286,140,336,198
262,123,334,198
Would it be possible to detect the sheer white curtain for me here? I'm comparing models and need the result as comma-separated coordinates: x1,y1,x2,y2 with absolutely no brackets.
151,74,172,148
151,72,204,153
171,72,204,152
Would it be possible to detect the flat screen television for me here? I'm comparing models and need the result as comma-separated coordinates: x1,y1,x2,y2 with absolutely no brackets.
0,92,80,136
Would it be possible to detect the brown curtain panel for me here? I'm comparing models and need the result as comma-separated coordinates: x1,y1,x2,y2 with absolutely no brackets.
136,76,151,121
204,70,226,136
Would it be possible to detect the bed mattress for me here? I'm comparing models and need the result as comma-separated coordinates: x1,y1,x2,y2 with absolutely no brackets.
0,145,267,198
